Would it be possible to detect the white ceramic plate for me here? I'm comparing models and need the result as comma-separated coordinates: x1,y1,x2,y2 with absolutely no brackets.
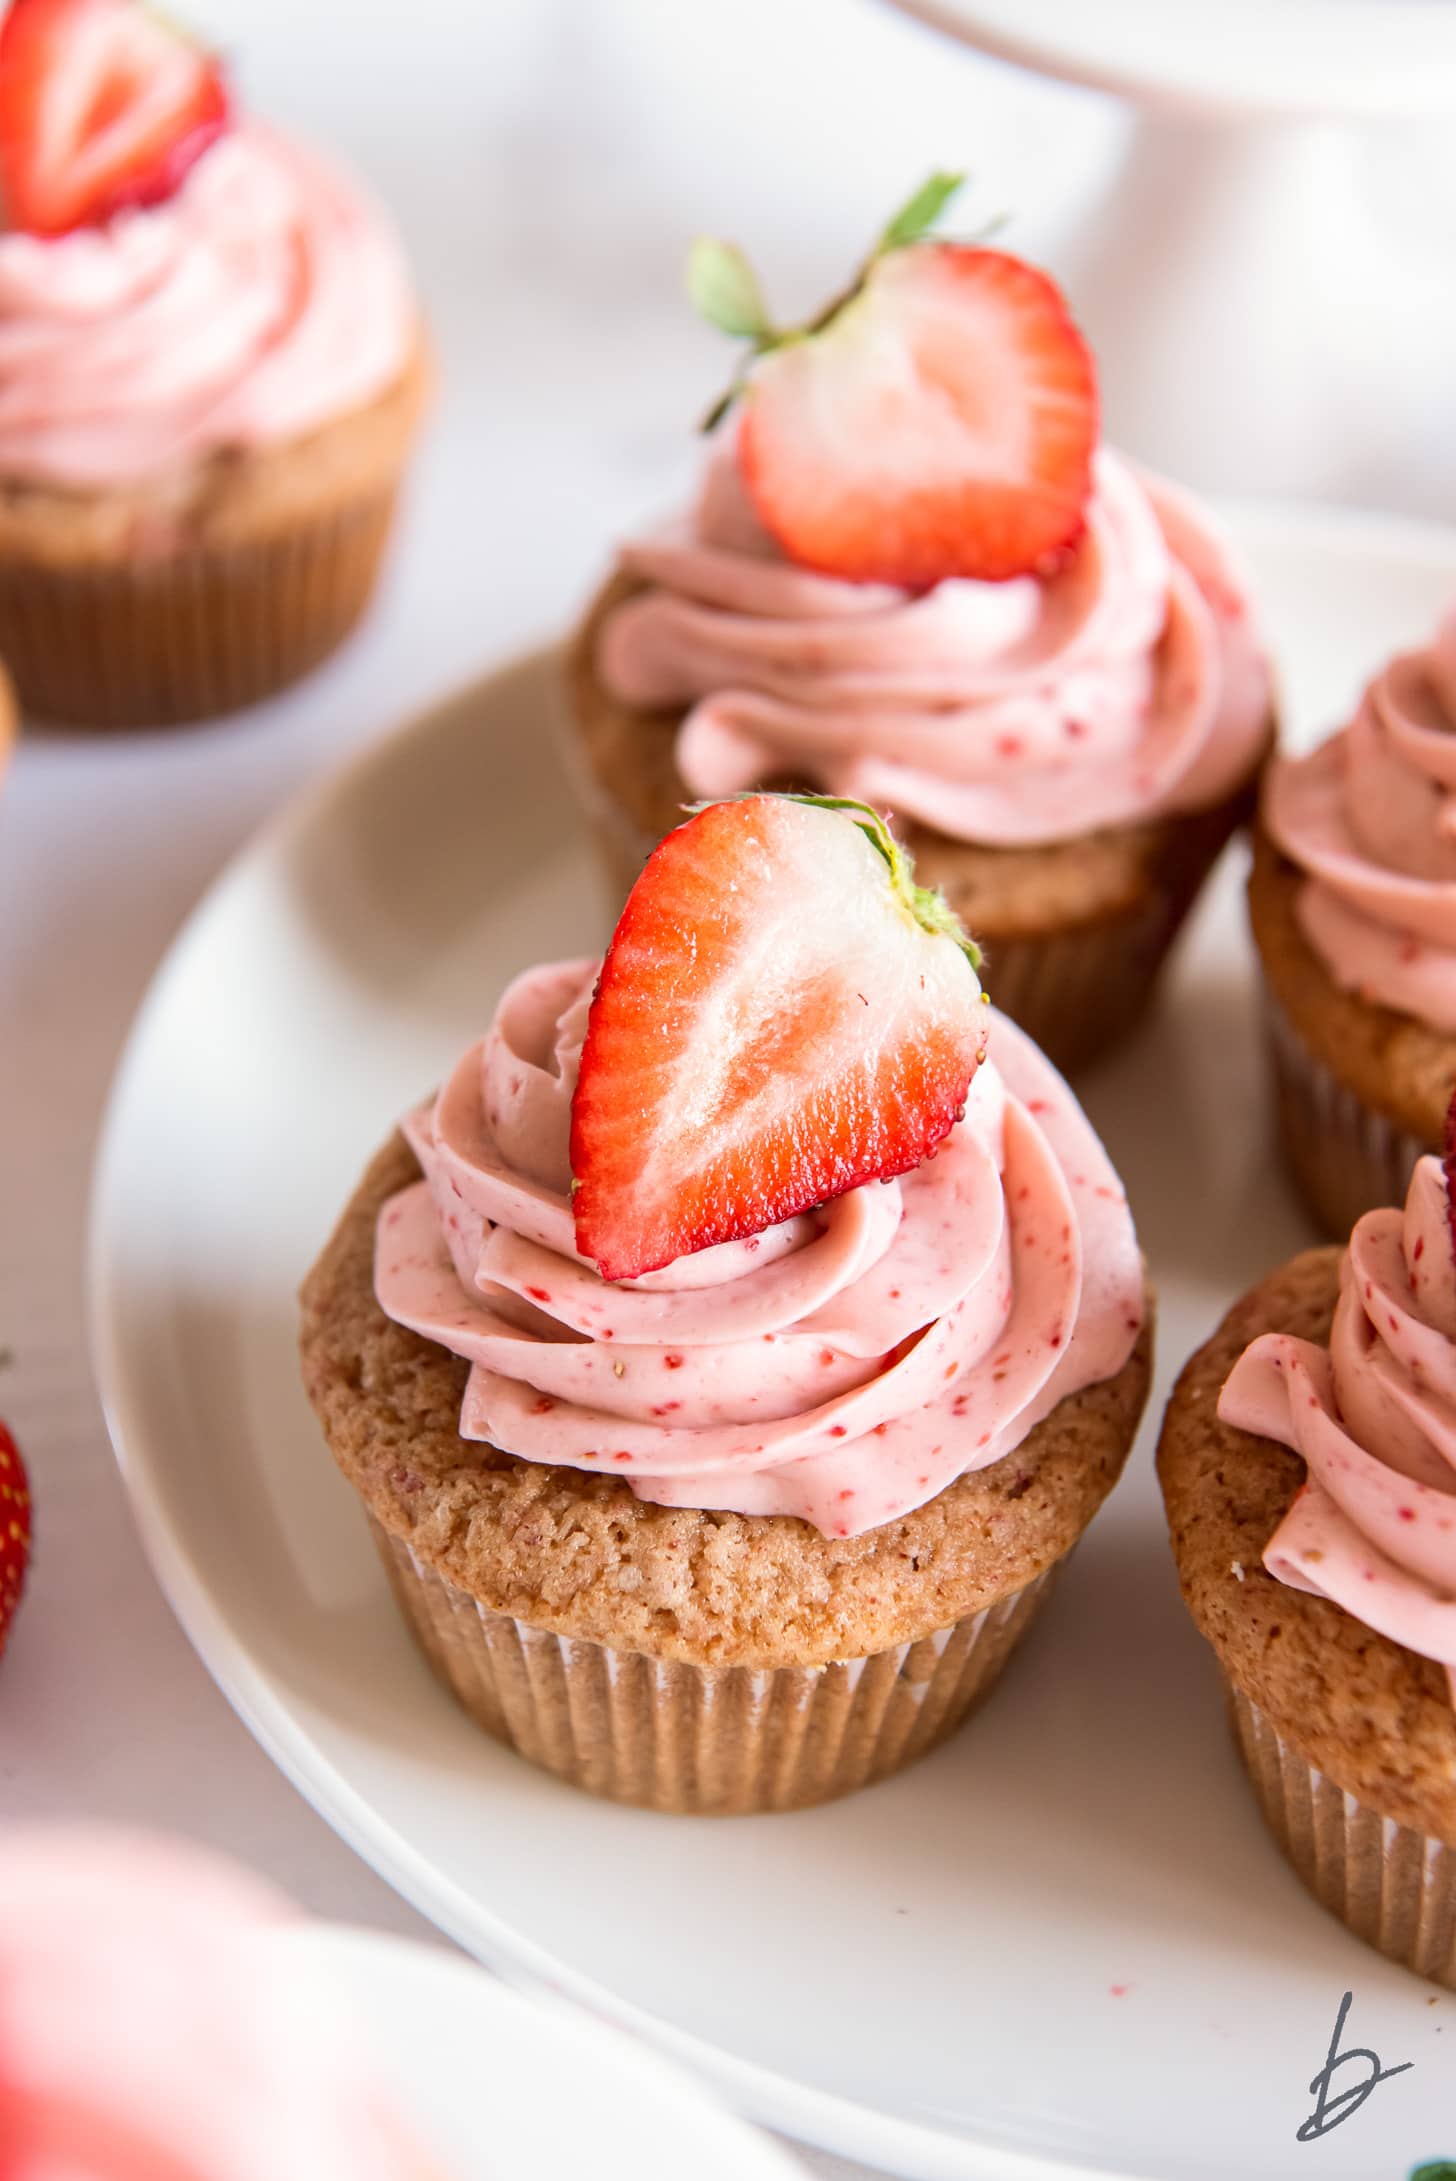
876,0,1456,118
93,508,1456,2181
267,1923,805,2181
262,1928,806,2181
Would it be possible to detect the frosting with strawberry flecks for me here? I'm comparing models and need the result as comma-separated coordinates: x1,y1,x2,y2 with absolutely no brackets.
1264,610,1456,1032
373,960,1143,1538
596,443,1269,849
0,124,413,486
1218,1154,1456,1703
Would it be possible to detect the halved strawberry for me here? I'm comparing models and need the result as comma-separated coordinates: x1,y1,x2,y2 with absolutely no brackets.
741,246,1096,588
0,0,228,239
689,176,1097,588
570,795,987,1283
0,1419,31,1660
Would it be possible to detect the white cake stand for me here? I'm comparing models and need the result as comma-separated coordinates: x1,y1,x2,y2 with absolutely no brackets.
881,0,1456,512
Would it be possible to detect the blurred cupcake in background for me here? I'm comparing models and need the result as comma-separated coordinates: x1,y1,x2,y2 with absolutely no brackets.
0,0,429,727
1252,607,1456,1236
567,176,1273,1075
0,654,14,781
0,1826,445,2179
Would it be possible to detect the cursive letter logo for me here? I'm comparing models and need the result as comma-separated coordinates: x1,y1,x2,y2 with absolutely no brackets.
1297,1991,1412,2141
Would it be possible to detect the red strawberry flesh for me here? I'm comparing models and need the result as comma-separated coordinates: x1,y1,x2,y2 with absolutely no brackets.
0,0,228,238
738,244,1098,589
0,1419,31,1659
570,796,986,1283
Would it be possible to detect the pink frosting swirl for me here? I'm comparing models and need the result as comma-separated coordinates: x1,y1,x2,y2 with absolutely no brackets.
1264,613,1456,1033
372,960,1144,1538
596,444,1270,848
0,123,415,486
1219,1155,1456,1704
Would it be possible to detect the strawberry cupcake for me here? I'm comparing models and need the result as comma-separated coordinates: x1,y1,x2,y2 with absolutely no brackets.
301,794,1153,1815
1158,1112,1456,1986
1252,608,1456,1237
0,0,428,726
567,178,1273,1075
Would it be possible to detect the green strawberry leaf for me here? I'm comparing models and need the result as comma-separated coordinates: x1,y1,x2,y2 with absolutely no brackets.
686,238,774,341
877,170,966,254
773,792,984,972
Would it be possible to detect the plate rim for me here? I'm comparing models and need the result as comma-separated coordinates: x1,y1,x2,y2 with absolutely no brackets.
266,1922,810,2180
88,497,1456,2181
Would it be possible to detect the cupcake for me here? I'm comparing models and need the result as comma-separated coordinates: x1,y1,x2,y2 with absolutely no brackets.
0,0,428,727
1157,1131,1456,1986
301,794,1153,1815
1252,608,1456,1237
567,178,1273,1075
0,1826,445,2178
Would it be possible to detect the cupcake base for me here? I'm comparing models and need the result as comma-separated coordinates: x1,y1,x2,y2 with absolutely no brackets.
0,340,429,728
1263,984,1429,1239
373,1513,1059,1814
300,1131,1153,1816
1158,1251,1456,1984
1248,823,1454,1238
0,492,401,728
1230,1685,1456,1988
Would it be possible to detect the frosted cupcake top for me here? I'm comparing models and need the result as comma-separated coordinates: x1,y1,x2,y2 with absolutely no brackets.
596,442,1271,849
1264,610,1456,1033
1219,1154,1456,1703
374,959,1144,1539
0,124,415,487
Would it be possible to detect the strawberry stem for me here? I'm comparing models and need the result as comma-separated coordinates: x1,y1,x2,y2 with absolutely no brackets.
689,171,972,435
777,793,983,970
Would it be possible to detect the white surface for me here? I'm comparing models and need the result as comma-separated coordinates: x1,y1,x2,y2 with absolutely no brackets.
90,508,1456,2181
3,8,1455,2181
878,0,1456,116
274,1924,808,2181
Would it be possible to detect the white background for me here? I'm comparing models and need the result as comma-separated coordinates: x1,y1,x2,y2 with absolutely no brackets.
0,4,1452,2175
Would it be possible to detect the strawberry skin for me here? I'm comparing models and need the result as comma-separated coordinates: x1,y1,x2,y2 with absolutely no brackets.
0,0,228,238
738,244,1098,588
570,796,986,1283
0,1419,31,1659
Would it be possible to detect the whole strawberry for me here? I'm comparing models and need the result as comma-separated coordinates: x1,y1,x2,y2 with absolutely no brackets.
0,1419,32,1659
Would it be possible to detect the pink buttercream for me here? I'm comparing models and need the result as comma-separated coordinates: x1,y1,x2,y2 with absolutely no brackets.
1218,1156,1456,1705
1264,611,1456,1033
0,123,414,486
372,959,1144,1539
596,442,1270,848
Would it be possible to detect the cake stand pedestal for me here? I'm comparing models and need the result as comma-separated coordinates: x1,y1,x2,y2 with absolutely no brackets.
880,0,1456,511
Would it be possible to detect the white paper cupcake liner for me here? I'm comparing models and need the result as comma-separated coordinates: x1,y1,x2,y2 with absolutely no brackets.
371,1512,1061,1814
1263,984,1430,1239
1229,1683,1456,1987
